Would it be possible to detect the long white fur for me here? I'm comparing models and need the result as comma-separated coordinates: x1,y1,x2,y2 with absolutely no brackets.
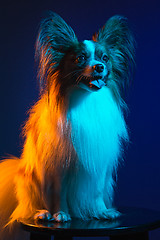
60,86,128,219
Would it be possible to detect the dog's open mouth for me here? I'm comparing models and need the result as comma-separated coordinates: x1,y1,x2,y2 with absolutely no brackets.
90,79,106,89
89,76,106,89
78,76,106,92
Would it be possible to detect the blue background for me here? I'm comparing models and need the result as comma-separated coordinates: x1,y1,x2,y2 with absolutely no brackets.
1,0,160,239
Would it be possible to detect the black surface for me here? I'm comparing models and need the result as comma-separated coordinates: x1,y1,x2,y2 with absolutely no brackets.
21,206,160,237
109,231,149,240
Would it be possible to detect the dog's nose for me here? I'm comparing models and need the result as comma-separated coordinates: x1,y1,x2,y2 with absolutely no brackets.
93,64,104,73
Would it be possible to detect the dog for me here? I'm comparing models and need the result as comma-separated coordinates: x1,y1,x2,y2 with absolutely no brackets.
0,12,135,239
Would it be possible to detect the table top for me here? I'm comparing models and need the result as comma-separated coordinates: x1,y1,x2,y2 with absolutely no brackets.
21,206,160,237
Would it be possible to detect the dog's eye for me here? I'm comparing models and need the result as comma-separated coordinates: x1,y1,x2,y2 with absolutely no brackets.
75,55,86,63
102,54,109,62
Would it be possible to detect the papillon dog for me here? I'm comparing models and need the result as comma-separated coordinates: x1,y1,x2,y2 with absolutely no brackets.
0,12,135,238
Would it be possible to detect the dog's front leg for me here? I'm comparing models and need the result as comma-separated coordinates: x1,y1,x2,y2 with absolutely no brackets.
34,167,71,222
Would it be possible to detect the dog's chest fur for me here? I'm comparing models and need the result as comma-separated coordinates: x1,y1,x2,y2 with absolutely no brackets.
59,86,128,218
67,86,128,171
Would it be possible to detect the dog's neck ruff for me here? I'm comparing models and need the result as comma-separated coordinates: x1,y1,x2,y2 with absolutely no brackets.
67,86,128,174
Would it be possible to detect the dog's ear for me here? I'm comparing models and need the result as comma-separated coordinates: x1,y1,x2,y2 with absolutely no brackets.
36,12,78,51
35,12,78,91
93,16,135,91
93,16,133,48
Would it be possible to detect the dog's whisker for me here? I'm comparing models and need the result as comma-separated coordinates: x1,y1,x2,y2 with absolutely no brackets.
76,74,84,84
62,69,82,79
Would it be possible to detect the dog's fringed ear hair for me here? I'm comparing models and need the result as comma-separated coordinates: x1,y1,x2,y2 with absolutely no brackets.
35,12,78,92
93,16,135,92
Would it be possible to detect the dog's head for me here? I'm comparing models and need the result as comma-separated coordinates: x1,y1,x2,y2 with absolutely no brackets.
58,39,111,93
36,12,135,102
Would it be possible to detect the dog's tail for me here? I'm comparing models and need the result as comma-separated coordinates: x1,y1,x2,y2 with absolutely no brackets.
0,158,21,239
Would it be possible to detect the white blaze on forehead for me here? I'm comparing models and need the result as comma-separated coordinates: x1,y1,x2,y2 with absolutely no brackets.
83,40,95,59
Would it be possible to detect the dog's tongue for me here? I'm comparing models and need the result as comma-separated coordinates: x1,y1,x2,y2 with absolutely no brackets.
90,79,106,89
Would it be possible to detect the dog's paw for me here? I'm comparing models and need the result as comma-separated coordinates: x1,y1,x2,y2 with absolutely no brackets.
53,211,71,222
105,208,121,219
97,208,121,220
34,210,54,221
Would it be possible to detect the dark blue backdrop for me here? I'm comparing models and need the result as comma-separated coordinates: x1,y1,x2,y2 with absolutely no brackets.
1,0,160,239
